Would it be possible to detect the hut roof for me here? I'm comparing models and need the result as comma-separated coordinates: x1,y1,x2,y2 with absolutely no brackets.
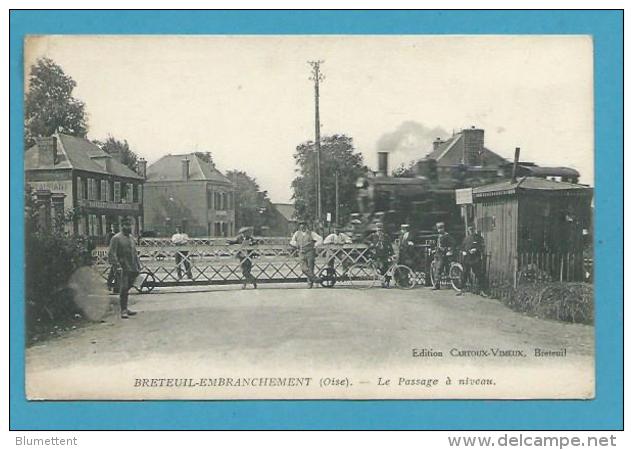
472,177,592,199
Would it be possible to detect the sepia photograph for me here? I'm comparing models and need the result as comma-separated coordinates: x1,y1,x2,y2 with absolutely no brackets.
22,34,595,400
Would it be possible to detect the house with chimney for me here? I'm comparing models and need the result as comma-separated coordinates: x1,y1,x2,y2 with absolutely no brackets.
427,126,508,168
143,153,236,237
24,133,146,241
420,126,579,186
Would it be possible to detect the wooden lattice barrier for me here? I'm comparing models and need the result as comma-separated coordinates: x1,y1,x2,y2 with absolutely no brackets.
93,242,381,286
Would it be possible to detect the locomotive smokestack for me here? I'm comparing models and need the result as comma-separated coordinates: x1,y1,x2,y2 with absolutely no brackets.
511,147,520,183
378,152,389,176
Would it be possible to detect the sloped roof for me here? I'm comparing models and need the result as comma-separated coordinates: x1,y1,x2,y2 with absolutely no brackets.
472,177,592,198
146,153,232,184
426,134,462,161
273,203,296,222
426,133,508,167
24,133,143,180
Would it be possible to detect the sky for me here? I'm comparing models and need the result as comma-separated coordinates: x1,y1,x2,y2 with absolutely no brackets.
24,35,594,202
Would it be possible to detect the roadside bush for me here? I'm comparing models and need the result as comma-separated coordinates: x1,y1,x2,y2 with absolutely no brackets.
490,280,594,325
25,231,93,342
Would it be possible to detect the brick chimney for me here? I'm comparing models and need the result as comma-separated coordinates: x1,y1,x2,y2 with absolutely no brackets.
377,152,389,176
137,158,147,179
36,136,57,167
432,137,444,152
462,126,484,166
182,158,190,181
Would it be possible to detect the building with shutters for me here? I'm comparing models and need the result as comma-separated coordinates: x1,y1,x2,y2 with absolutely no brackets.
143,153,236,237
24,133,146,242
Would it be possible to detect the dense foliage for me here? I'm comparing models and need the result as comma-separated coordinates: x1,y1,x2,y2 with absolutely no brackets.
24,189,93,343
25,57,88,149
291,134,367,225
226,170,275,231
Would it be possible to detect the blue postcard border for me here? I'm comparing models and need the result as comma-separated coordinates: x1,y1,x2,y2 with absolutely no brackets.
9,10,623,430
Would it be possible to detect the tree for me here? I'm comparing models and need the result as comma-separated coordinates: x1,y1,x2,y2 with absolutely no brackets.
291,134,367,225
25,57,88,148
194,151,214,166
93,136,139,172
226,170,274,230
392,160,417,178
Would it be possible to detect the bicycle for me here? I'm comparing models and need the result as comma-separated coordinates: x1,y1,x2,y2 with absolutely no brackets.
343,256,416,290
429,249,463,292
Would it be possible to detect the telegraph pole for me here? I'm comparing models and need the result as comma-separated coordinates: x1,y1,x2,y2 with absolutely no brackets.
335,170,339,227
308,60,324,223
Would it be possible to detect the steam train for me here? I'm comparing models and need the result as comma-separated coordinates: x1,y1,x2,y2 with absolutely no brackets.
349,150,580,242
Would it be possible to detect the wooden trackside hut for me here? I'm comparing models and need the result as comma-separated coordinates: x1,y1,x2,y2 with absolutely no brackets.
471,177,593,284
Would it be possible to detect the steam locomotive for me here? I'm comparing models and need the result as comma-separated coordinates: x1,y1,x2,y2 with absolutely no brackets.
349,150,580,242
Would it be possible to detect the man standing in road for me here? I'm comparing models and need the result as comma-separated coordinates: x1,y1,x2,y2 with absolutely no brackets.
108,217,140,319
171,225,193,280
457,225,488,296
228,226,258,289
290,221,323,288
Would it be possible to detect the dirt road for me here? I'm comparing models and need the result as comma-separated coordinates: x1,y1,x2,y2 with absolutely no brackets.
26,284,594,400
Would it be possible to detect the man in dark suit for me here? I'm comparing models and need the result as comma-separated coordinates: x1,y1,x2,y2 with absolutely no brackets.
432,221,455,290
108,217,140,318
457,225,487,296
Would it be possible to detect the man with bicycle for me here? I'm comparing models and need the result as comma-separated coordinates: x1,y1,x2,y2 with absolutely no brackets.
397,224,415,266
457,225,488,296
432,221,455,290
365,222,394,288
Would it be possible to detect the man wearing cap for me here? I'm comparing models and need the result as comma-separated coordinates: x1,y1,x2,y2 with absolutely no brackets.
365,222,394,287
432,221,455,290
457,225,487,296
228,226,258,289
108,217,140,319
290,221,323,288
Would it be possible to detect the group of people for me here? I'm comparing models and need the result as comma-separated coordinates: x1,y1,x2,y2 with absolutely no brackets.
106,217,488,319
433,221,487,296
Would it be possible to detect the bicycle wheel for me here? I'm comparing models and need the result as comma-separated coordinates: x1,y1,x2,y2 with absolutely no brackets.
346,263,380,289
449,263,463,292
319,267,337,288
135,271,156,294
393,265,416,289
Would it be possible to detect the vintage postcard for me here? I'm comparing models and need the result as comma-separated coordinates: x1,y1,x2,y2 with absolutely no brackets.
23,35,594,400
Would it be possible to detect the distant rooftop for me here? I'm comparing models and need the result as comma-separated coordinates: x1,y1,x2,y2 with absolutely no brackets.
146,153,232,184
273,203,296,222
